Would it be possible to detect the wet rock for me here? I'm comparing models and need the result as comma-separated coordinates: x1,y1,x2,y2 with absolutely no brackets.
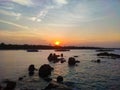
57,76,63,83
28,64,37,76
44,77,52,82
97,59,101,63
68,57,80,66
91,59,101,63
43,76,72,90
39,64,54,78
60,58,66,63
18,77,23,81
48,53,66,63
48,53,59,63
3,81,16,90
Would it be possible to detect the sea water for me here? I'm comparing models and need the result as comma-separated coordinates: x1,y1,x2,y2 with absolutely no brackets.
0,50,120,90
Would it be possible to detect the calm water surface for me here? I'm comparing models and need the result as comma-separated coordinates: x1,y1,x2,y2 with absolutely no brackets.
0,50,120,90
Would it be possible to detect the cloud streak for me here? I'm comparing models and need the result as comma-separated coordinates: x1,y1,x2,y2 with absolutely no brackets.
0,9,21,20
11,0,33,6
0,19,29,30
54,0,68,5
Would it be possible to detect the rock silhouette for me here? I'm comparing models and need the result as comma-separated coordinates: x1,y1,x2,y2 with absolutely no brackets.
68,57,80,66
3,80,16,90
28,64,37,76
39,64,54,78
48,53,66,63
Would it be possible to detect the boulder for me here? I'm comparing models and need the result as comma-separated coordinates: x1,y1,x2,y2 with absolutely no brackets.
68,57,80,66
39,64,54,78
68,57,76,66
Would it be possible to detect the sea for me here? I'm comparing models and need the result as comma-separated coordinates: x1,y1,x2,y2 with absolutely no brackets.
0,49,120,90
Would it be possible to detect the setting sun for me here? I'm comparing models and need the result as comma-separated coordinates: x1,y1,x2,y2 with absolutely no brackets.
54,41,60,46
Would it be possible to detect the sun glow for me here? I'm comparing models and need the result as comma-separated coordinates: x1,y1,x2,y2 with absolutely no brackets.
54,41,60,46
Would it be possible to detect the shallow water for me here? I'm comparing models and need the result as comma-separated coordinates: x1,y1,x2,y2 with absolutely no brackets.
0,50,120,90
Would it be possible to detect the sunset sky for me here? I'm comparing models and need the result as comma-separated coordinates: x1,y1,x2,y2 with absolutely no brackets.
0,0,120,47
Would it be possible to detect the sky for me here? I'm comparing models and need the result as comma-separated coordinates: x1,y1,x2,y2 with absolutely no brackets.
0,0,120,47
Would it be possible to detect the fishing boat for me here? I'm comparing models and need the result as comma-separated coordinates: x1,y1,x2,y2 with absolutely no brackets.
27,49,39,52
55,49,70,52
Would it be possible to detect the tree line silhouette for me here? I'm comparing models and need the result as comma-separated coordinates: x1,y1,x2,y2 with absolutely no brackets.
0,42,118,50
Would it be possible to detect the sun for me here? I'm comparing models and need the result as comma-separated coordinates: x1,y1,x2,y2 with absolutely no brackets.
54,41,60,46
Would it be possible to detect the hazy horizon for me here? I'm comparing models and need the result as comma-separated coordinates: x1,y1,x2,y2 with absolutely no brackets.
0,0,120,48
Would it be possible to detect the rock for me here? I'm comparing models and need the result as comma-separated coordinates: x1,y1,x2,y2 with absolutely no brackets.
39,64,54,78
0,84,2,90
57,76,63,83
61,59,66,63
3,81,16,90
44,77,52,82
28,64,37,76
18,77,23,81
43,81,72,90
91,59,101,63
75,60,80,63
68,57,80,66
68,57,76,65
97,59,101,63
43,76,72,90
48,53,53,62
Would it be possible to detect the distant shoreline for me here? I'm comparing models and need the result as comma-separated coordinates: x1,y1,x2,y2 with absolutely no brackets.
0,43,120,50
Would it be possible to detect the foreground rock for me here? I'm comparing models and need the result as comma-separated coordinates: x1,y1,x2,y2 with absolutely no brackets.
97,52,120,59
2,80,16,90
39,64,54,79
68,57,80,66
43,76,72,90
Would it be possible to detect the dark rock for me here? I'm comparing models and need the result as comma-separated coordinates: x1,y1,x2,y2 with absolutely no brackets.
0,84,2,90
91,59,101,63
48,53,59,63
68,57,80,66
97,59,101,63
75,60,80,63
57,76,63,83
28,64,37,76
43,76,72,90
61,59,66,63
3,81,16,90
44,77,52,82
48,53,53,62
39,64,54,78
18,77,23,81
68,57,76,65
